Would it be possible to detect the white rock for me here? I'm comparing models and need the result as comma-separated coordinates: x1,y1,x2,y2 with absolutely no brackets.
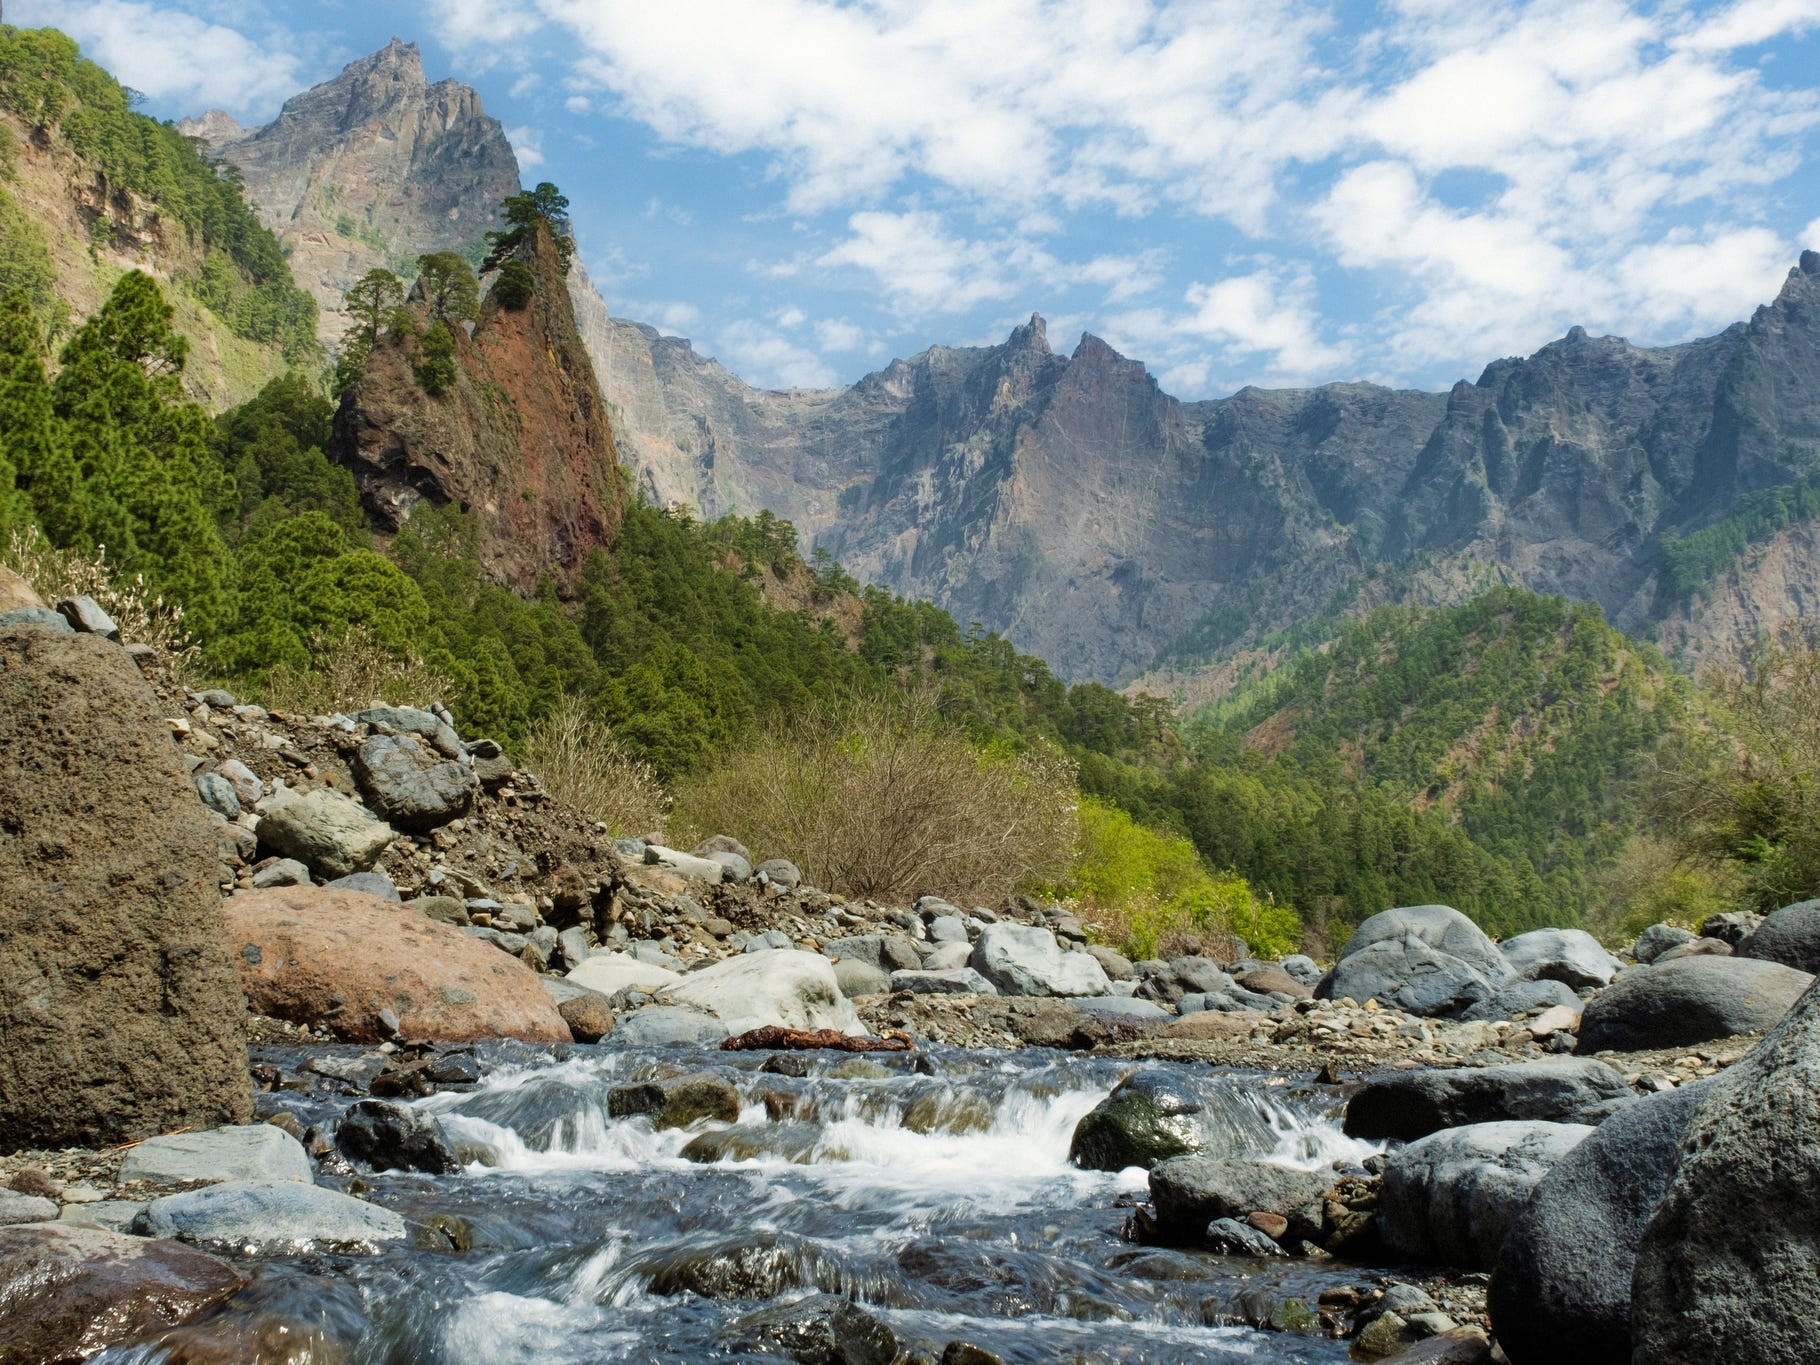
566,952,683,996
658,950,866,1036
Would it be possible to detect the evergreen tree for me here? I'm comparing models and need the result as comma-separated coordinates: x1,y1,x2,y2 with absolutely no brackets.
0,292,77,541
415,251,479,325
483,182,573,275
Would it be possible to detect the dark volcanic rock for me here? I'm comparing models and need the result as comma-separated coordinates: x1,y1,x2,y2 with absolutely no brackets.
1489,1081,1713,1365
352,732,474,831
726,1292,898,1364
1344,1058,1634,1142
1735,898,1820,974
1317,905,1513,1017
1577,954,1814,1051
335,1099,462,1174
0,630,251,1149
1147,1156,1331,1246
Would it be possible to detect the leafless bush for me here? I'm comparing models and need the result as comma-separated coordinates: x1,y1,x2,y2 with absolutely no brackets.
3,526,200,681
673,688,1077,903
519,694,671,837
257,624,457,718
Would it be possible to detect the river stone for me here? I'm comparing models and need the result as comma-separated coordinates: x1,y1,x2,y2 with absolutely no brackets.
354,705,463,758
1499,929,1621,989
1631,979,1820,1362
1631,923,1695,963
1088,944,1136,981
1070,1070,1207,1171
193,770,240,819
558,991,615,1042
828,934,923,973
1655,937,1731,962
0,629,252,1150
1461,977,1582,1023
1235,965,1311,999
755,858,802,889
1576,954,1815,1051
890,967,998,995
567,952,683,996
1735,898,1820,974
1318,906,1512,1017
727,1292,898,1364
607,1077,741,1129
703,850,752,882
832,958,891,997
659,950,866,1036
1075,996,1171,1022
0,1223,245,1362
335,1099,462,1174
120,1125,311,1186
922,940,975,971
643,844,725,883
1344,1057,1634,1142
352,732,474,832
1148,1156,1332,1246
135,1180,408,1254
0,1189,57,1224
1379,1121,1593,1270
1203,1216,1287,1256
255,787,396,880
0,604,72,633
225,885,572,1044
611,1005,732,1047
1489,1081,1712,1365
970,922,1113,997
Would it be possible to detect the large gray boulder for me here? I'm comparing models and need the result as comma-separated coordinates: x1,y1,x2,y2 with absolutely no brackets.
567,952,682,996
1577,955,1814,1051
970,922,1112,997
1379,1121,1593,1270
1499,929,1621,989
1344,1057,1634,1141
1317,905,1513,1017
352,732,474,832
354,705,463,758
1070,1070,1276,1172
1148,1156,1332,1246
134,1180,408,1254
610,1006,730,1047
831,958,891,997
0,630,252,1150
827,934,923,974
255,787,396,880
119,1125,311,1186
1461,977,1582,1023
1631,979,1820,1362
1735,898,1820,974
889,967,998,995
1489,1081,1713,1365
658,950,866,1036
1631,923,1695,963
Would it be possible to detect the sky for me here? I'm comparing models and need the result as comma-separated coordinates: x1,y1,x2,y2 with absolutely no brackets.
14,0,1820,397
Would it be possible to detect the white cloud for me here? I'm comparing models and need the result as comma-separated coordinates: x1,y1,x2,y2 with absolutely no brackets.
428,0,546,66
564,95,592,113
815,318,867,352
712,319,839,389
774,306,808,329
813,211,1021,313
505,125,545,169
1674,0,1820,53
12,0,302,116
1805,217,1820,251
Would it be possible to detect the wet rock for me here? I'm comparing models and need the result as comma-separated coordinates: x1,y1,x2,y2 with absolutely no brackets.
558,991,615,1042
1343,1057,1633,1142
941,1343,1004,1365
647,1232,844,1299
608,1077,740,1129
1498,929,1621,989
611,1005,731,1047
681,1122,827,1165
0,629,251,1150
1203,1216,1286,1255
659,950,866,1036
0,1224,244,1361
1070,1070,1208,1171
121,1125,312,1186
1148,1156,1332,1246
1379,1121,1593,1270
566,952,682,996
1631,923,1695,964
1317,906,1513,1018
832,958,892,997
726,1292,898,1365
970,922,1113,997
335,1099,462,1173
1490,1081,1713,1365
890,967,998,995
1631,979,1820,1363
1735,898,1820,974
135,1180,408,1254
255,787,396,880
1576,954,1814,1051
225,885,572,1043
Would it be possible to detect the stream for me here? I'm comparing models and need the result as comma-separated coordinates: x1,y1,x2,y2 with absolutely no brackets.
99,1042,1393,1364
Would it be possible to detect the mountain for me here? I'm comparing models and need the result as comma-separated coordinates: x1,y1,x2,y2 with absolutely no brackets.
180,38,520,344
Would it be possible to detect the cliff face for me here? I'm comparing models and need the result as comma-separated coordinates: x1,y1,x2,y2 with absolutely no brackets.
332,226,627,591
181,39,521,344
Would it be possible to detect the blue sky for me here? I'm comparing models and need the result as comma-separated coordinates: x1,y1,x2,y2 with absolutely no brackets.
16,0,1820,396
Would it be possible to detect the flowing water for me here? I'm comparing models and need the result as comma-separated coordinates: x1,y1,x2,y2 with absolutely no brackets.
100,1042,1393,1364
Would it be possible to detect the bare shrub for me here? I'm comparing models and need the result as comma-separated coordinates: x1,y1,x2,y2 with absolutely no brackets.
673,688,1077,903
519,694,671,837
3,526,200,680
257,624,457,718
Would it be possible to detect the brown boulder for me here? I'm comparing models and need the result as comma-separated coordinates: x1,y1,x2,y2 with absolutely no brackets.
224,886,572,1043
0,1224,245,1364
0,566,44,613
0,631,251,1151
1163,1011,1264,1041
1237,967,1314,999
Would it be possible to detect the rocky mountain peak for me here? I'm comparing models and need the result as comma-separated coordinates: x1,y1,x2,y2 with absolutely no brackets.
1801,249,1820,277
1008,312,1050,354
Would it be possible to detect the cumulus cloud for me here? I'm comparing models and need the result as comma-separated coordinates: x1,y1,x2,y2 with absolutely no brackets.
506,125,545,169
13,0,303,116
712,319,839,389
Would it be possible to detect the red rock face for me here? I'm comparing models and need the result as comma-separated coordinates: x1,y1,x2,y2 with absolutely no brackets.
224,886,572,1044
332,225,628,594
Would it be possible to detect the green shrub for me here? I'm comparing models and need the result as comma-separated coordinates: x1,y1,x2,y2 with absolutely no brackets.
492,259,534,310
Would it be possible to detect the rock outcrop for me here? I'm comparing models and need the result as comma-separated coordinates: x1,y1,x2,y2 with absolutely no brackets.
0,629,251,1150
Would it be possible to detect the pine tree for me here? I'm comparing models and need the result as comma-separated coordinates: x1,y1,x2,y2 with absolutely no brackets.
0,292,78,541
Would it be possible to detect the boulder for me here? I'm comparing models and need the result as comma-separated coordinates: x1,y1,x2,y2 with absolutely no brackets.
610,1006,730,1047
1699,909,1763,946
704,850,752,882
1148,1156,1332,1246
255,787,396,880
0,564,43,612
135,1180,407,1254
558,992,615,1042
1654,937,1731,962
0,1224,244,1363
0,629,251,1150
1499,929,1621,989
1343,1058,1634,1142
193,770,240,819
1489,1081,1713,1365
1087,944,1135,981
1317,906,1513,1017
566,952,683,996
1461,977,1582,1023
352,732,474,832
831,958,891,997
890,967,998,995
922,941,974,971
755,858,802,889
606,1077,741,1129
659,951,866,1036
726,1292,897,1365
1630,923,1695,964
1278,955,1322,987
0,605,70,633
1631,979,1820,1362
1070,1070,1274,1172
692,834,752,862
224,885,571,1044
970,922,1113,997
927,914,969,944
353,705,463,758
1379,1121,1593,1270
325,869,401,901
643,844,725,883
335,1099,462,1174
1735,898,1820,974
1075,996,1171,1022
827,934,923,973
1577,954,1814,1051
0,1190,56,1225
1235,965,1311,999
119,1125,312,1186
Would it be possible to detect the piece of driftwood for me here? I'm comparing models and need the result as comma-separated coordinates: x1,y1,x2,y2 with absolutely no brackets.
720,1026,914,1052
